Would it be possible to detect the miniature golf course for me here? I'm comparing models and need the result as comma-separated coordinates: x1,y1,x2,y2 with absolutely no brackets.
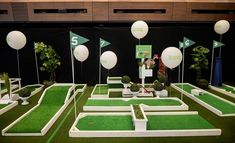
174,83,235,115
0,86,235,143
5,85,71,133
75,114,214,131
93,85,108,95
85,98,182,106
0,104,8,109
218,85,235,94
13,85,42,94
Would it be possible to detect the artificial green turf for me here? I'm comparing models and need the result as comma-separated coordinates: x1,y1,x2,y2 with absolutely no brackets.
93,85,108,95
85,98,182,106
108,84,123,88
0,104,8,109
75,85,85,90
219,85,235,94
147,114,215,130
14,85,41,94
175,84,235,114
76,115,134,130
0,83,6,90
6,85,71,133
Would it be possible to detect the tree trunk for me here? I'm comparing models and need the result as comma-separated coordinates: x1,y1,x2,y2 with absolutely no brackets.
50,71,56,81
196,70,201,81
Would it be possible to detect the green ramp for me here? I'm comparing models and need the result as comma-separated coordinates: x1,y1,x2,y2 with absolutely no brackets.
4,84,73,135
173,83,235,116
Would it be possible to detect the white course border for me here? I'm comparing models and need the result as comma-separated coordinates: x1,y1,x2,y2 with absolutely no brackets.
91,84,109,98
69,111,221,137
0,101,18,116
107,76,122,84
172,83,235,117
209,84,235,99
2,83,82,136
83,97,188,111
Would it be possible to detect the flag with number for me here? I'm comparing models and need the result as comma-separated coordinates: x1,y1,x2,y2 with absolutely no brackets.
213,40,224,48
70,31,89,49
183,37,195,48
100,38,111,48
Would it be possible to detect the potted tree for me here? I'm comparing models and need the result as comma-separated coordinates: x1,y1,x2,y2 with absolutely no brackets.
130,83,140,97
19,88,31,105
153,81,164,97
0,72,11,99
190,46,210,89
121,75,131,90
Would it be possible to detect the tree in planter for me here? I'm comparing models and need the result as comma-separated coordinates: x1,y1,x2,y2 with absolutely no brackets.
19,88,31,105
190,46,210,89
130,83,140,97
121,75,131,90
153,81,164,97
34,42,61,82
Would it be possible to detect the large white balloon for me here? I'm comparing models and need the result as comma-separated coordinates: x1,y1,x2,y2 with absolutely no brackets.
161,47,182,69
214,20,230,35
73,45,89,62
131,20,149,39
6,31,26,50
100,51,117,70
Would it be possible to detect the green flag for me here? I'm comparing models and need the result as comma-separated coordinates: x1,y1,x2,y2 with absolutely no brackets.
100,38,110,48
183,37,195,48
179,41,184,49
213,40,224,48
70,31,89,49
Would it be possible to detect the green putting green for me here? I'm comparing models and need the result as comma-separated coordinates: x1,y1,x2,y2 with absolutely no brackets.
76,115,134,130
93,85,108,95
147,114,214,130
6,85,71,133
175,84,235,114
75,85,85,90
0,104,8,109
219,85,235,94
14,85,41,94
0,83,6,90
85,99,182,106
108,84,123,89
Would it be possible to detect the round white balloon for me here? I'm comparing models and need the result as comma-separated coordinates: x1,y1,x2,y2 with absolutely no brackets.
100,51,117,70
6,31,27,50
214,20,230,35
131,20,149,39
161,47,182,69
73,45,89,62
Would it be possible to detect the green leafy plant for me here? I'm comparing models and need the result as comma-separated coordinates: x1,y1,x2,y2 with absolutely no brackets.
35,42,61,81
130,83,140,92
121,75,131,84
0,72,10,95
19,88,31,97
133,104,144,119
197,79,209,89
190,46,210,80
153,81,164,91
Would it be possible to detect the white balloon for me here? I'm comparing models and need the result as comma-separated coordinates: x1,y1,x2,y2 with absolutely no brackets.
6,31,26,50
131,20,149,39
73,45,89,62
214,20,230,35
161,47,182,69
100,51,117,70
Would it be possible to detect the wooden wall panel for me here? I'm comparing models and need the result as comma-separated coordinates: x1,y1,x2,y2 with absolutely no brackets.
186,2,235,21
172,2,187,21
0,3,13,21
108,2,173,22
27,2,92,21
92,1,108,22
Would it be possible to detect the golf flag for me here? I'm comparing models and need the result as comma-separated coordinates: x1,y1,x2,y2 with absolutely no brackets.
183,37,195,48
213,40,225,48
100,38,110,48
179,41,184,49
70,31,89,49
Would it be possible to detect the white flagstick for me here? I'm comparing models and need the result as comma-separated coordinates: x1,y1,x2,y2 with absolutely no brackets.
210,45,215,84
99,44,101,93
34,49,40,84
16,50,21,78
181,48,185,100
178,59,181,83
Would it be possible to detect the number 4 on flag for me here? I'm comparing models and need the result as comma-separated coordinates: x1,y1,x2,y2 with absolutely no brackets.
213,40,225,48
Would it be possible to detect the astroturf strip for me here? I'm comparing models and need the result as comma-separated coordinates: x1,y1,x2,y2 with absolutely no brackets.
219,85,235,94
0,104,8,109
176,84,235,114
93,85,108,95
46,91,85,143
147,114,215,130
6,85,71,133
85,99,182,106
76,115,134,130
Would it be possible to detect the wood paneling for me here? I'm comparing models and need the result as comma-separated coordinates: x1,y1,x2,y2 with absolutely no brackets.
108,2,173,22
0,3,13,21
92,1,108,22
12,3,28,21
27,2,92,21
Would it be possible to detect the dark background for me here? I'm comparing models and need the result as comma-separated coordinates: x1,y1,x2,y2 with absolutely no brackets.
0,22,234,86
